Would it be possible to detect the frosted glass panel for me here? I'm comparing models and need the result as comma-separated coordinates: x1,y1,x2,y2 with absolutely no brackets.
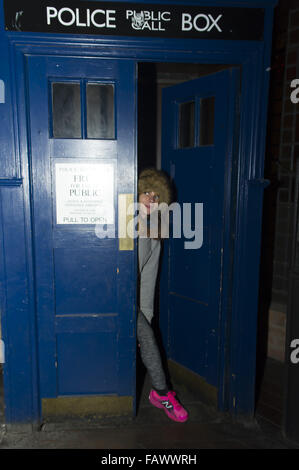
52,83,81,139
87,84,115,139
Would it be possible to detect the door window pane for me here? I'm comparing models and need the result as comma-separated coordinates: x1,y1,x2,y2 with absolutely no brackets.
87,84,115,139
52,83,81,138
178,101,195,148
199,97,215,146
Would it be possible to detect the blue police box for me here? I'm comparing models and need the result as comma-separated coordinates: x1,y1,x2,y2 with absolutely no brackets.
0,0,277,427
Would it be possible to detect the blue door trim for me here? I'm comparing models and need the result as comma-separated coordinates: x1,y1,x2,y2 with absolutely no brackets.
215,67,241,412
0,0,276,423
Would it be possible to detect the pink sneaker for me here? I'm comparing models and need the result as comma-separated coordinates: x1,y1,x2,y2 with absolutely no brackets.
149,389,188,423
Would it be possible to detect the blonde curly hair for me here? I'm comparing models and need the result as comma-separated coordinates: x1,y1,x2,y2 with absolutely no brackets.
138,168,172,205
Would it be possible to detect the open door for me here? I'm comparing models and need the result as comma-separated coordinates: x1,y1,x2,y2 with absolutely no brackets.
26,55,137,418
161,68,240,407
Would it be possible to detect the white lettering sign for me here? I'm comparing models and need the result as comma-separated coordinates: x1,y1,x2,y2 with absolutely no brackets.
125,9,171,31
182,13,222,32
46,6,116,28
55,163,114,225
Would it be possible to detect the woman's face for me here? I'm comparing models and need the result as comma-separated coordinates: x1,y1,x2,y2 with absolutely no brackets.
139,191,159,215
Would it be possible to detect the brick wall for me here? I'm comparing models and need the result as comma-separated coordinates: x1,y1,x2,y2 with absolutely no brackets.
271,4,299,305
263,2,299,362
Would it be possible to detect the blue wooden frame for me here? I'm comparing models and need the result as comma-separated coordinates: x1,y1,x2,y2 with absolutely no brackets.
0,0,277,425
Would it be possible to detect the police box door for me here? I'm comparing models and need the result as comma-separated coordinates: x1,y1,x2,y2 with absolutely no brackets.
161,69,239,402
26,55,136,409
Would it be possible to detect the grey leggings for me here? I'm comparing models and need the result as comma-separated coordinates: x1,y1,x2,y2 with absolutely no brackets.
137,310,167,392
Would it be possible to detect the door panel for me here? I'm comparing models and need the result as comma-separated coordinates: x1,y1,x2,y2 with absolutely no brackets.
53,247,117,314
26,56,136,400
162,69,239,387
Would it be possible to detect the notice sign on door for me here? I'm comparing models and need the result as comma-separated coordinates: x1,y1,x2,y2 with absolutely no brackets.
55,162,114,225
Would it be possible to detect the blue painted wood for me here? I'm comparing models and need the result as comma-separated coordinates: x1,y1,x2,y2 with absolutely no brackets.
54,303,120,396
54,248,118,315
56,331,118,395
215,69,241,411
0,187,38,423
161,69,240,391
26,55,136,402
0,0,277,423
227,43,273,415
0,35,19,178
0,179,23,186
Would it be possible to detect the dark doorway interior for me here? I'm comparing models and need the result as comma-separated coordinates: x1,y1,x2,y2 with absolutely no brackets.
137,61,234,413
137,61,284,423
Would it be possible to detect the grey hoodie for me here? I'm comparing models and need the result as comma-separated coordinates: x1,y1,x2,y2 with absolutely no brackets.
138,237,161,323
